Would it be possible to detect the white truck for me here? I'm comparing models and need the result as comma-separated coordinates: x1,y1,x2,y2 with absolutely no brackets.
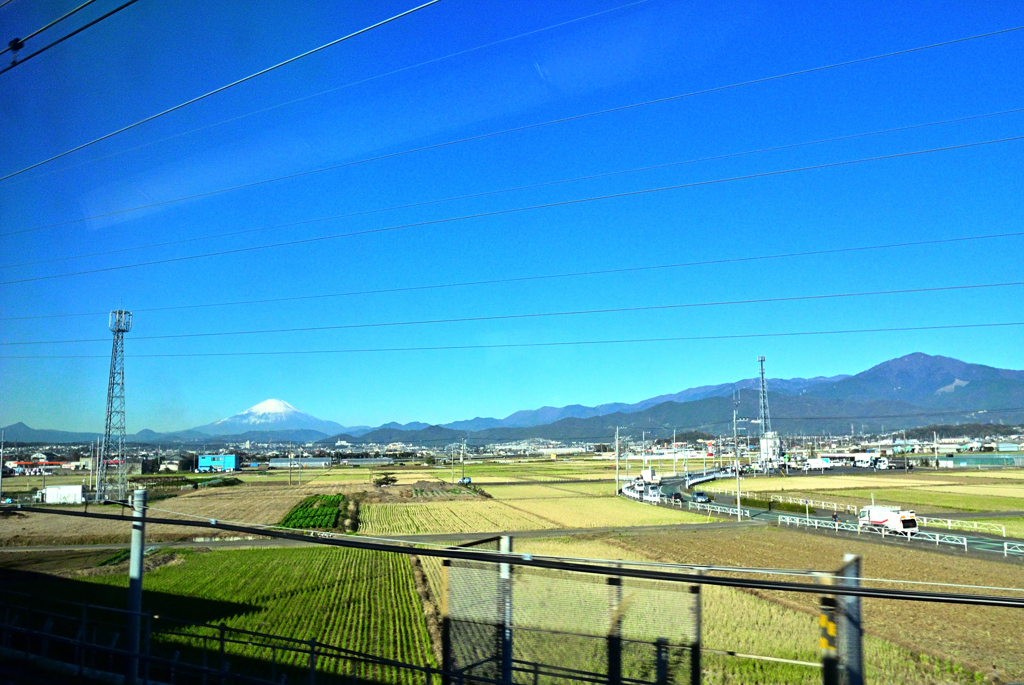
858,505,917,536
804,457,832,470
854,455,873,468
640,468,662,485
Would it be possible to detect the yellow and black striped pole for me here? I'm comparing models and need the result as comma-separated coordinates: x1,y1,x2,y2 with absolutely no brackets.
819,597,839,685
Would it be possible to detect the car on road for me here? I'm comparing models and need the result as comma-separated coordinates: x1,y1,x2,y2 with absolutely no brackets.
692,491,711,503
671,492,685,502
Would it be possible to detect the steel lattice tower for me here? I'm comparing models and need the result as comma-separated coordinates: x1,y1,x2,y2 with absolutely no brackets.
97,310,132,502
757,355,771,436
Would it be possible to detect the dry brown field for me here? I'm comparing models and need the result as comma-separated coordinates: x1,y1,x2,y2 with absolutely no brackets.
513,526,1023,680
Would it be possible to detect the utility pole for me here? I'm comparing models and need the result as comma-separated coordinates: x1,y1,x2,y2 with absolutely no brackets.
735,457,742,523
450,445,455,484
126,488,147,685
0,430,4,501
614,427,620,495
461,438,466,482
733,393,740,470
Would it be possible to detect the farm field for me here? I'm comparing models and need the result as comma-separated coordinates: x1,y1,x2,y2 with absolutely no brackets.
917,484,1024,499
579,526,1022,680
359,500,554,535
51,546,434,683
420,531,995,684
973,517,1024,538
358,494,708,536
812,487,1024,513
0,483,319,546
486,481,616,499
957,468,1024,479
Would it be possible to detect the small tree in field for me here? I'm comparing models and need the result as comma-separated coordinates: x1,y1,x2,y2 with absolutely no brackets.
374,473,398,486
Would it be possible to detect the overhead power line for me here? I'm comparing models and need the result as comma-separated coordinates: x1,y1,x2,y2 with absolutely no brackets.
1,0,101,56
6,106,1022,268
0,0,443,179
0,0,141,76
1,23,1019,188
3,0,655,189
2,134,1021,286
3,321,1023,359
3,230,1022,322
5,280,1024,346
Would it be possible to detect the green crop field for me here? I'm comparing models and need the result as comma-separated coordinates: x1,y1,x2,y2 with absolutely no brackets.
85,547,436,683
279,494,347,529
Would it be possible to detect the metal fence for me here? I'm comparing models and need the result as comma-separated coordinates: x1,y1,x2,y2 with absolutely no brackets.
697,487,858,514
776,515,972,550
686,501,750,518
443,549,699,685
917,516,1006,537
6,501,1024,685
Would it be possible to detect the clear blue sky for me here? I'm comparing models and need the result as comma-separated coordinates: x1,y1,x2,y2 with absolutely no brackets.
1,0,1022,432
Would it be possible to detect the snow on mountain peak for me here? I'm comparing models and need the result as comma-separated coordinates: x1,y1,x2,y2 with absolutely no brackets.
191,400,345,436
246,399,297,416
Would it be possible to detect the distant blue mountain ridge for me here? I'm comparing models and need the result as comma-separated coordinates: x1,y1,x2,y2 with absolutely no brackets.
5,353,1023,443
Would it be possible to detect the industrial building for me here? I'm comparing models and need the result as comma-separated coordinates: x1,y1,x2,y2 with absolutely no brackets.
197,454,237,472
268,457,332,469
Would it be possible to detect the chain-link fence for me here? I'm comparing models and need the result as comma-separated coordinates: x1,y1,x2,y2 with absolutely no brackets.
443,542,698,685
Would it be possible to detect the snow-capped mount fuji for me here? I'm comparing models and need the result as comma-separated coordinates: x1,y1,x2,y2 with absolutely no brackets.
191,399,346,436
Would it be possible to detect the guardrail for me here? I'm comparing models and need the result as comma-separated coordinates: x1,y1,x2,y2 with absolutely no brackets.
776,515,969,551
698,487,859,514
918,517,1006,537
620,485,660,504
1005,542,1024,558
688,501,751,518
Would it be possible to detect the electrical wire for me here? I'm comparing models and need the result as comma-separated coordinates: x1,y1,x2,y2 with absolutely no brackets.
3,134,1021,286
0,0,101,56
0,0,141,76
3,229,1023,322
139,503,1024,594
16,505,1024,603
3,321,1023,359
5,280,1023,346
6,106,1022,269
1,0,655,189
1,23,1020,192
0,0,443,177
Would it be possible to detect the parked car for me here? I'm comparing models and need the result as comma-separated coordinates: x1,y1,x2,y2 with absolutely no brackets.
692,491,711,503
457,477,472,485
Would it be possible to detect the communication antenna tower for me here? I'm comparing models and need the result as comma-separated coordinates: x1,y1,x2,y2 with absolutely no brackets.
97,310,132,501
758,355,771,436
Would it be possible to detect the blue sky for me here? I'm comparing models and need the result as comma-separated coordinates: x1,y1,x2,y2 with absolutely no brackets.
1,0,1022,432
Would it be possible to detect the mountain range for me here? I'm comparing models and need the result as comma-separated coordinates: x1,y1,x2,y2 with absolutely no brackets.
4,353,1022,444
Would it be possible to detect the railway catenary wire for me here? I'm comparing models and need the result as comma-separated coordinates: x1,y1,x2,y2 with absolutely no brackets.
0,0,444,178
5,229,1023,322
2,23,1020,205
3,134,1022,286
136,502,1024,595
6,321,1024,359
0,0,656,190
5,105,1023,258
0,0,142,76
0,0,102,56
6,280,1024,347
6,504,1024,607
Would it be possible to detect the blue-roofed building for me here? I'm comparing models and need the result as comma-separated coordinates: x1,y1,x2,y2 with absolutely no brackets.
198,454,237,472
